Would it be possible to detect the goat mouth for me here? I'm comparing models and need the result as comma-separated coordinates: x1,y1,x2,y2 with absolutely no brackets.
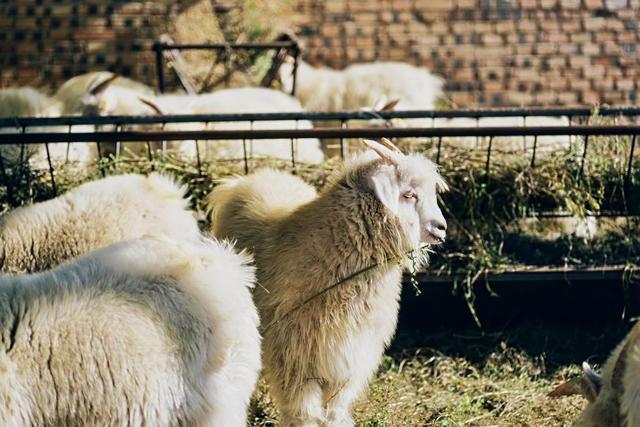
424,233,445,245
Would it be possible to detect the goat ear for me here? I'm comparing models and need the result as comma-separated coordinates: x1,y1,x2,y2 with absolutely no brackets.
372,95,389,111
362,139,401,165
138,96,165,115
369,168,400,214
548,376,598,402
380,98,400,112
89,74,118,96
380,137,403,154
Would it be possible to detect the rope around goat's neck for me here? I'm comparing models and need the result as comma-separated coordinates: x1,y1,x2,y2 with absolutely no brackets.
260,248,423,334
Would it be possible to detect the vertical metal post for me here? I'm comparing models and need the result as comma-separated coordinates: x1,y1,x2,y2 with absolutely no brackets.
625,134,637,189
146,140,154,171
530,135,538,168
522,115,527,152
485,135,494,182
44,143,56,195
340,120,347,159
155,42,165,93
291,43,300,96
66,124,72,163
578,134,589,182
290,119,298,169
195,121,204,176
436,136,443,164
242,138,249,174
96,141,105,177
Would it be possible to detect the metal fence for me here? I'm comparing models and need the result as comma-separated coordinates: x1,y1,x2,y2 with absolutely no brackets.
0,107,638,208
152,37,301,94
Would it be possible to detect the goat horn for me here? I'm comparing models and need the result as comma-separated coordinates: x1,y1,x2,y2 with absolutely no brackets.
581,362,602,394
138,96,165,115
380,137,403,154
362,139,400,165
89,74,119,96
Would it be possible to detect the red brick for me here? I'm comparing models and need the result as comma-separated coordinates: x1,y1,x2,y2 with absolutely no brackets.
561,0,582,8
585,0,604,8
616,79,635,90
584,17,605,31
483,33,503,45
582,91,600,104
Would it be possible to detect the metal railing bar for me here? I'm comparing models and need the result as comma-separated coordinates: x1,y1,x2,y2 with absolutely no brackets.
153,41,299,51
4,125,640,144
3,107,640,128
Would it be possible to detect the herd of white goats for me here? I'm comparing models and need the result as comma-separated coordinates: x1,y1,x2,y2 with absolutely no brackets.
0,137,635,426
0,58,571,169
0,59,634,426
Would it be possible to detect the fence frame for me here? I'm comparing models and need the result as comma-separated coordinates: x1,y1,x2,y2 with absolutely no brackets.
152,38,301,94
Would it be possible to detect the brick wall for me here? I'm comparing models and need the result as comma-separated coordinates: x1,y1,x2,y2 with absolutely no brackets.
290,0,640,107
1,0,639,107
0,0,173,89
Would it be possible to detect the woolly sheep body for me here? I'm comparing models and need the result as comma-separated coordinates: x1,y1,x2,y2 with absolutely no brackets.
0,172,200,273
208,146,446,425
144,87,325,164
52,71,154,116
0,87,97,168
0,87,63,167
285,60,443,112
0,236,261,426
280,60,443,157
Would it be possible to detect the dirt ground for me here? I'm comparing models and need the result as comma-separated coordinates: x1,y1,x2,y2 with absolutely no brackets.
248,322,631,426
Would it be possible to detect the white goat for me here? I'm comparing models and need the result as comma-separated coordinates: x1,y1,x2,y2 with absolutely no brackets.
0,87,53,167
136,87,325,163
279,58,443,112
0,89,93,170
278,58,443,157
51,71,155,116
0,172,199,273
0,236,261,426
549,322,640,426
208,138,447,426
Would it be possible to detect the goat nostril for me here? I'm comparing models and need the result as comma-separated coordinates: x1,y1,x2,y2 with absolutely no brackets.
433,221,447,232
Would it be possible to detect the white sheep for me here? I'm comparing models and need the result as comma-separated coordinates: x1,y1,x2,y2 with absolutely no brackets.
0,236,261,426
278,58,443,157
51,71,155,116
279,58,443,112
0,84,99,169
0,172,200,273
549,321,640,426
208,137,447,426
0,87,63,168
137,86,325,164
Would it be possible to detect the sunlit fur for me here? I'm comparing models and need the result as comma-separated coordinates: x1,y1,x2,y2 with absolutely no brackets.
0,236,261,426
279,59,443,112
136,87,325,164
0,173,199,274
207,150,447,426
573,323,640,427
